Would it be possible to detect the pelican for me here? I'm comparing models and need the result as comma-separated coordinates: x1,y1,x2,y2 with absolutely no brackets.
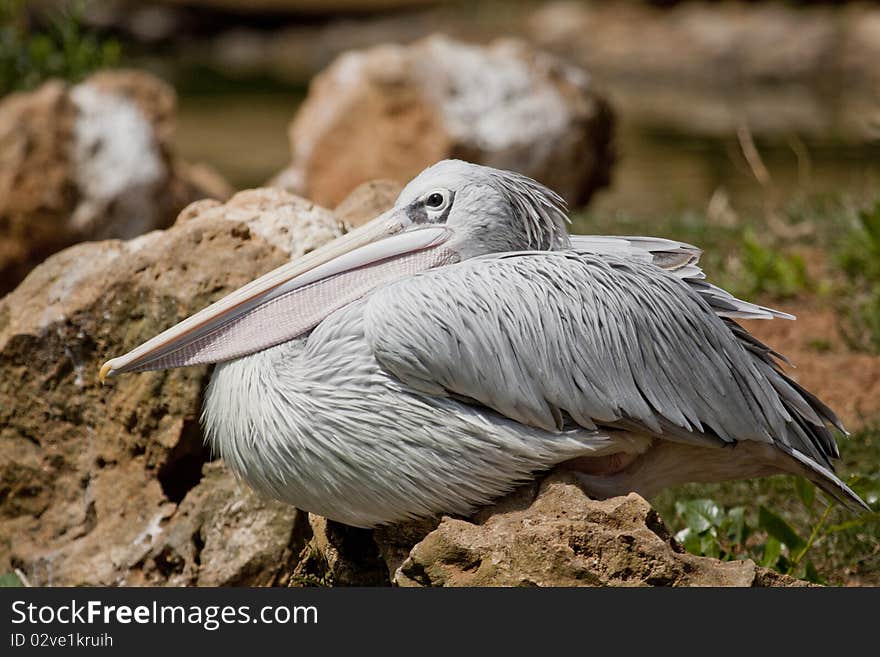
101,160,867,527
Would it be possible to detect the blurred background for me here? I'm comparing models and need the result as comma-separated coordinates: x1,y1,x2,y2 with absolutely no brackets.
7,0,880,215
2,0,879,585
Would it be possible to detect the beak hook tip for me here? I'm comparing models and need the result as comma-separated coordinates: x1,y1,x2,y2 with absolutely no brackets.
98,361,114,385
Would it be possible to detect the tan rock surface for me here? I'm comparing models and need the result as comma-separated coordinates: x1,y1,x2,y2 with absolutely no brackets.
394,473,808,587
0,69,232,295
276,35,613,208
333,179,402,228
0,188,338,585
289,515,389,587
136,462,303,587
0,81,77,295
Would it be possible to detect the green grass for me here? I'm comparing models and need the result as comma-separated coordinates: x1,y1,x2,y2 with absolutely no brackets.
0,0,120,96
572,192,877,306
652,426,880,585
835,201,880,353
576,193,880,353
0,571,25,587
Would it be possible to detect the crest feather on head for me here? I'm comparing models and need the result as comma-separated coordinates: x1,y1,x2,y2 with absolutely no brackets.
486,168,570,251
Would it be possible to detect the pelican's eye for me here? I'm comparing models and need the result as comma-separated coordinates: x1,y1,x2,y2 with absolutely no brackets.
423,189,453,222
426,192,445,208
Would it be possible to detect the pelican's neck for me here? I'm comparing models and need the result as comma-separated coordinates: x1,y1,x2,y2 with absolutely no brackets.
202,339,306,486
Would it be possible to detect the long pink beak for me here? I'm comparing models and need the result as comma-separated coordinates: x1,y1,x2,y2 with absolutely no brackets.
99,212,455,381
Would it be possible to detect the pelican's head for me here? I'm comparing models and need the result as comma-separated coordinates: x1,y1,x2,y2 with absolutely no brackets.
393,160,570,258
99,160,570,380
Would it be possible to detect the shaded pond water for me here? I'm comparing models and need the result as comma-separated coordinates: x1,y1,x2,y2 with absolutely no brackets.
175,91,300,190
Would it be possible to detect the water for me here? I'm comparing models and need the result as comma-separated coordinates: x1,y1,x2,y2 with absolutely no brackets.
175,92,300,190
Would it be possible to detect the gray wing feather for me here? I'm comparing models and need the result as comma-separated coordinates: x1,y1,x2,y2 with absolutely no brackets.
569,235,794,321
363,251,840,469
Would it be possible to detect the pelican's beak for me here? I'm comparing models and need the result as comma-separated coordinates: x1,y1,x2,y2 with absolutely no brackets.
99,210,454,381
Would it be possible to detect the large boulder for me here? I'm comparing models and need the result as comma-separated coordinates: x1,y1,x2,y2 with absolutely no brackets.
527,2,838,88
0,188,339,585
393,473,806,587
273,35,613,208
333,178,402,228
0,69,232,295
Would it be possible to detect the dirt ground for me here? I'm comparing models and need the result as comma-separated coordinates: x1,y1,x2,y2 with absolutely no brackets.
741,303,880,430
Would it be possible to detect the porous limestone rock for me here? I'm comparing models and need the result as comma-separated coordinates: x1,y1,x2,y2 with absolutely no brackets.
333,179,402,228
0,188,338,585
274,35,613,208
0,69,232,295
393,473,809,587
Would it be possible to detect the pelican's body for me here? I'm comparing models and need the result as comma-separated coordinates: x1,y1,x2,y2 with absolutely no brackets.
102,160,868,527
206,304,620,527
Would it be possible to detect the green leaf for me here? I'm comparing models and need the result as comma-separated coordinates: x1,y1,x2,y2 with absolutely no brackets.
803,560,824,585
847,474,880,509
675,528,703,555
678,499,724,534
794,478,815,512
759,506,806,552
826,515,878,534
859,203,880,245
761,537,782,569
723,506,748,545
699,532,721,559
0,571,24,587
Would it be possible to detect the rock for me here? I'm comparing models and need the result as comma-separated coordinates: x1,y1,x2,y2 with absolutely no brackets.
373,516,440,579
333,179,402,228
0,188,339,586
135,462,305,587
275,35,613,208
393,473,809,587
0,69,232,295
0,82,76,298
289,515,389,587
527,2,838,88
84,69,177,144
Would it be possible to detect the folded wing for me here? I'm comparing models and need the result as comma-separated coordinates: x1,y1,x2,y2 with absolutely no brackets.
569,235,793,321
363,250,865,510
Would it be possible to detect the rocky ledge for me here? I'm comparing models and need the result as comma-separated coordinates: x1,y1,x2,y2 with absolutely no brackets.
272,34,613,209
